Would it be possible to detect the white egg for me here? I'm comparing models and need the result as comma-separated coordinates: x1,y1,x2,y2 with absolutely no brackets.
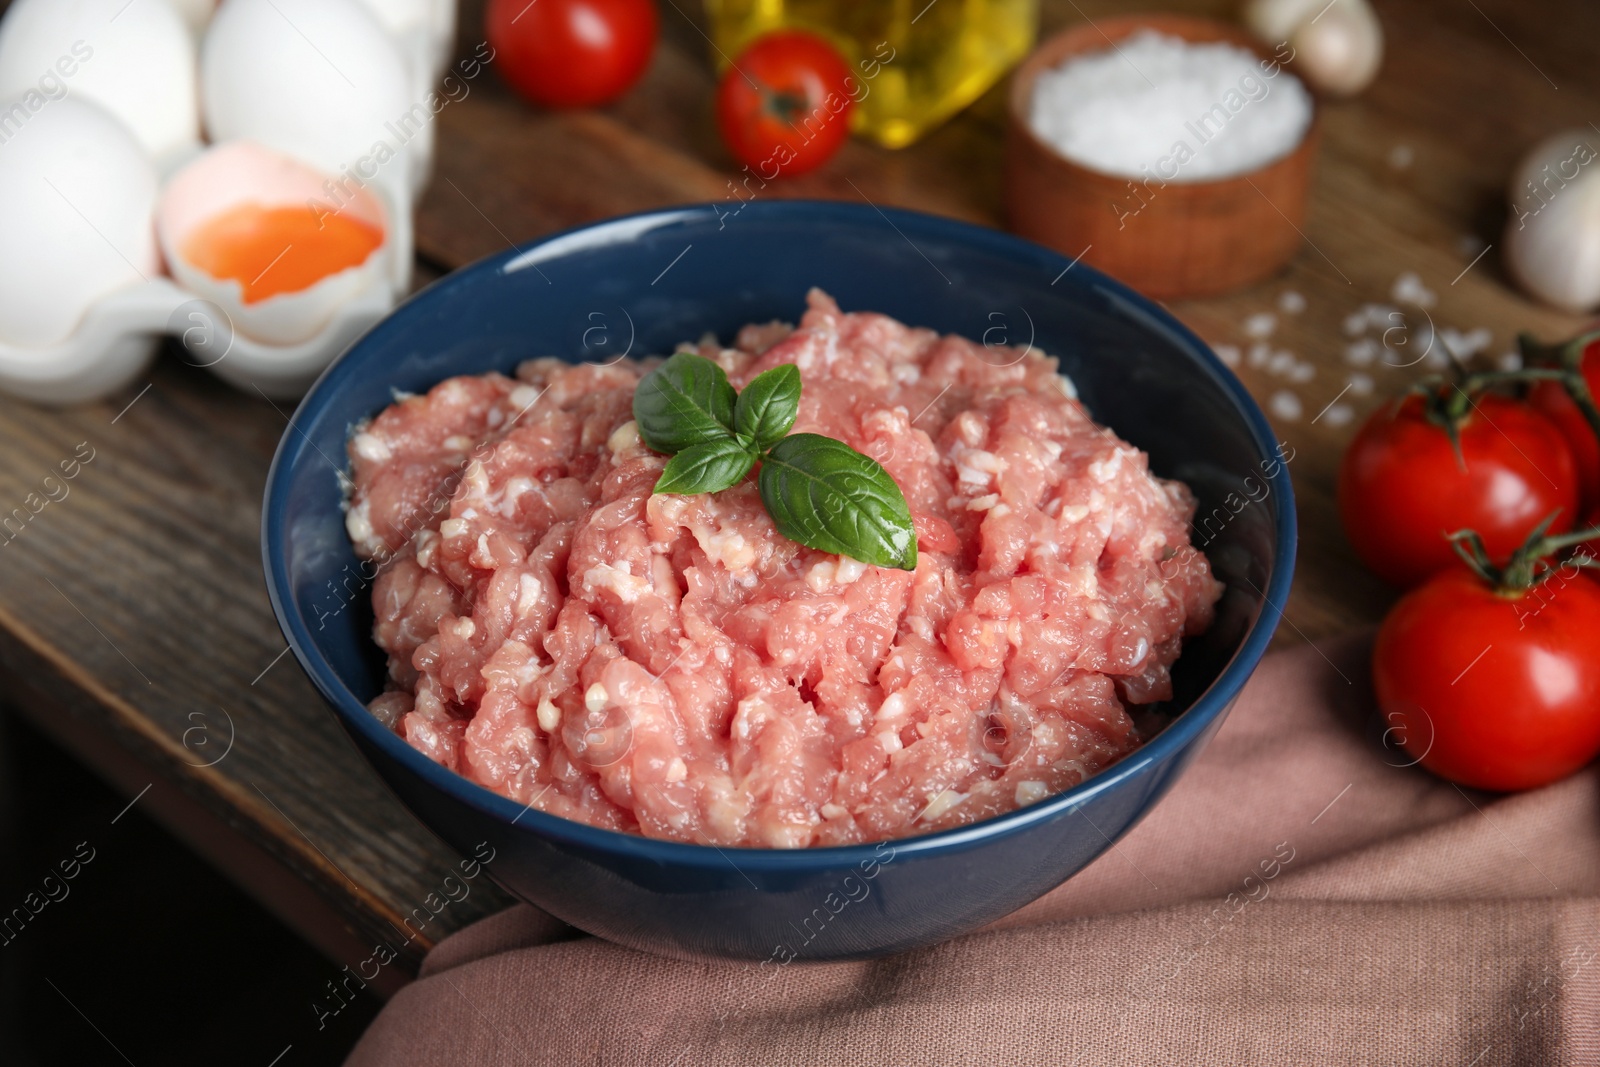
159,140,390,346
0,97,158,349
0,0,199,166
426,0,459,80
352,0,431,38
202,0,425,204
353,0,437,102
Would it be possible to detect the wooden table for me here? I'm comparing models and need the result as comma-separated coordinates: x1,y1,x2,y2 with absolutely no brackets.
2,0,1595,993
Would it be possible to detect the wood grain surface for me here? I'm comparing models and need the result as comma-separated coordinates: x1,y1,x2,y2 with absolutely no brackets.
0,0,1594,981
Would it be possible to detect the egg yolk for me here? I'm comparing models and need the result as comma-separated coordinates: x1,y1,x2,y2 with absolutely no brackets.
181,203,384,304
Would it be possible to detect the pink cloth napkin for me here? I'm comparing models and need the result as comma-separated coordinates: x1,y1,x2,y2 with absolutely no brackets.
348,635,1600,1065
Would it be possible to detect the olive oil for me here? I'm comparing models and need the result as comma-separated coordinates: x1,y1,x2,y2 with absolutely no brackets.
704,0,1038,149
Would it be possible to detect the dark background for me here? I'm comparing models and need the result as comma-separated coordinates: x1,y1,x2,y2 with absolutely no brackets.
0,706,379,1065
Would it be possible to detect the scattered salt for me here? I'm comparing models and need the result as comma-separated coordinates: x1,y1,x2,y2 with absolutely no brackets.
1028,30,1313,182
1439,326,1492,360
1268,390,1303,421
1363,302,1402,327
1343,338,1378,366
1387,144,1414,170
1346,372,1374,396
1399,317,1442,367
1268,350,1297,375
1248,343,1272,367
1278,290,1307,314
1320,403,1355,427
1289,362,1315,383
1214,343,1241,367
1497,351,1522,371
1391,272,1436,308
1244,311,1278,338
1343,311,1368,337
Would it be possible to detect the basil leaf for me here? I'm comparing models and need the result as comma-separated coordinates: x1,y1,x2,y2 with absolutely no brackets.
633,352,737,454
734,364,801,449
655,438,758,495
757,434,918,571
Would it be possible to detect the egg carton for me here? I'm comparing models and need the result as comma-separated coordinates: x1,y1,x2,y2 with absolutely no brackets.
0,0,460,406
0,277,400,405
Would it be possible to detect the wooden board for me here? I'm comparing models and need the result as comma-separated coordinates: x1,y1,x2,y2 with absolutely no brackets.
1,0,1595,980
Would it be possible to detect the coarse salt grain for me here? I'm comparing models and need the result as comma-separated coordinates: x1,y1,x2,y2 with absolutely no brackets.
1364,302,1402,327
1391,272,1436,308
1344,338,1378,366
1439,326,1492,360
1269,390,1303,421
1320,402,1355,427
1244,311,1277,339
1417,322,1450,369
1028,30,1313,182
1214,343,1241,367
1278,290,1307,314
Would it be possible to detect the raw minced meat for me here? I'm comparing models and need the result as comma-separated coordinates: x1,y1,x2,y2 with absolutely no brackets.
345,290,1222,848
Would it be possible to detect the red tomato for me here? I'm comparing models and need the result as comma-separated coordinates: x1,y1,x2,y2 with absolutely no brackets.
1529,335,1600,512
715,30,854,178
486,0,658,109
1373,566,1600,791
1337,393,1578,587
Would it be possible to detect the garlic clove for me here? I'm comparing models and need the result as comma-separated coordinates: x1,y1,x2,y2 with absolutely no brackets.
1503,130,1600,312
167,0,219,35
1242,0,1327,46
1243,0,1384,98
1509,129,1600,215
1288,0,1383,98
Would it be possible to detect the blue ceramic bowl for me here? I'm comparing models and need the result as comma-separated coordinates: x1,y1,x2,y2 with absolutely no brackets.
263,201,1295,961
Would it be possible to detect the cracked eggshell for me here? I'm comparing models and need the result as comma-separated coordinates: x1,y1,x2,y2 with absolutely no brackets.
158,141,390,346
201,0,423,204
0,0,200,167
0,97,158,349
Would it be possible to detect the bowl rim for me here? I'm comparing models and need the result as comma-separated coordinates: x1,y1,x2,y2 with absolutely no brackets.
1006,12,1321,191
262,199,1297,873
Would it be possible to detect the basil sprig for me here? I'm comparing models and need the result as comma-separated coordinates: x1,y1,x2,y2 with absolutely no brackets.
632,352,918,571
632,350,737,453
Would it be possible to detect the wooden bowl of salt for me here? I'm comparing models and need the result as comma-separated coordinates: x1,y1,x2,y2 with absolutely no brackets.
1005,14,1321,300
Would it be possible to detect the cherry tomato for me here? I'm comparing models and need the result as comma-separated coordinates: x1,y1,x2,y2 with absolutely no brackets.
715,30,854,178
1529,335,1600,512
1373,566,1600,791
486,0,658,109
1337,393,1578,587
